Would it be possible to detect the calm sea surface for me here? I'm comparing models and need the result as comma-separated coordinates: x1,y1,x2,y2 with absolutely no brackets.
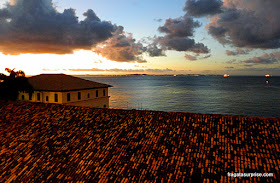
81,76,280,118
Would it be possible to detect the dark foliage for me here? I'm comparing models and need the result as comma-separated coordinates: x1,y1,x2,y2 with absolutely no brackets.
0,68,33,100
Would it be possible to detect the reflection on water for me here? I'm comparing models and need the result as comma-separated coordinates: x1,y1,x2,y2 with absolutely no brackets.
81,76,280,117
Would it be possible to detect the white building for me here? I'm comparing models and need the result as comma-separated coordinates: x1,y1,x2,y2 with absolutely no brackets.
18,74,112,108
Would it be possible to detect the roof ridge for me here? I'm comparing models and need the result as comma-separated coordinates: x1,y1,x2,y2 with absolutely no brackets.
27,74,112,91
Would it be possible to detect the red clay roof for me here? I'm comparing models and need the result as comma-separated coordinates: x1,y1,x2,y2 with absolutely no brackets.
28,74,112,91
1,101,279,182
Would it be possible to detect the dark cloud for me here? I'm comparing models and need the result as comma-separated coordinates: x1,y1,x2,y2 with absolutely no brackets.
226,52,280,65
62,68,175,73
163,38,195,51
158,15,201,38
93,26,146,63
185,53,211,61
185,54,197,61
240,52,280,65
150,15,209,55
0,0,119,55
154,18,162,22
226,59,237,64
207,0,280,49
225,66,234,69
146,68,174,73
108,69,143,72
145,44,166,57
184,0,223,17
140,36,166,57
189,43,210,54
158,36,209,54
226,48,250,56
244,65,253,67
106,68,174,73
207,25,228,44
68,68,105,72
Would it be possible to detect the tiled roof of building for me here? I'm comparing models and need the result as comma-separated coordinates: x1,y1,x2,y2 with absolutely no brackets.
0,101,279,182
27,74,112,91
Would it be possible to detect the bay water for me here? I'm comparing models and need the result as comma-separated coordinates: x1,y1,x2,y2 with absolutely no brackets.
81,76,280,118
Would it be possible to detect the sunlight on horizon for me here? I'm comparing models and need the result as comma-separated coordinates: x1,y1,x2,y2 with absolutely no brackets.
0,50,143,75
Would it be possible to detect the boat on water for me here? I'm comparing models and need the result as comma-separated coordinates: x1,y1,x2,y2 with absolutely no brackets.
223,74,230,77
265,74,271,77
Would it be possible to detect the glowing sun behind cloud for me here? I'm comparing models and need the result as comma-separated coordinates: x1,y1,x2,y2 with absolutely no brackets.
0,50,142,75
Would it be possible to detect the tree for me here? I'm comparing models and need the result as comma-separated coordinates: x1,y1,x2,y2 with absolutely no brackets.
0,68,33,101
4,68,26,78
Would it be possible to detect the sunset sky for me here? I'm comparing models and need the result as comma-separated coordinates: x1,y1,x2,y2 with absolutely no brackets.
0,0,280,76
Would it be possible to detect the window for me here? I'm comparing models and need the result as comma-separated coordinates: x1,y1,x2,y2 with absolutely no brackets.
96,90,99,97
78,92,81,100
87,93,90,98
67,93,71,102
46,96,49,102
21,95,24,100
54,94,58,102
29,93,32,100
103,89,106,96
37,93,40,101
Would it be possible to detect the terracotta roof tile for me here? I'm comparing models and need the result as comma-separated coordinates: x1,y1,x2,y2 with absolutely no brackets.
0,101,279,182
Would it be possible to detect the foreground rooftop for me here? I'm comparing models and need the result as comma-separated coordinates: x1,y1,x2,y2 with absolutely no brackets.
0,101,279,182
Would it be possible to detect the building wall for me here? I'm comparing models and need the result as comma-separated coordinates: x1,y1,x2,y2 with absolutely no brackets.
61,88,109,107
64,97,109,108
18,88,109,108
18,91,63,104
